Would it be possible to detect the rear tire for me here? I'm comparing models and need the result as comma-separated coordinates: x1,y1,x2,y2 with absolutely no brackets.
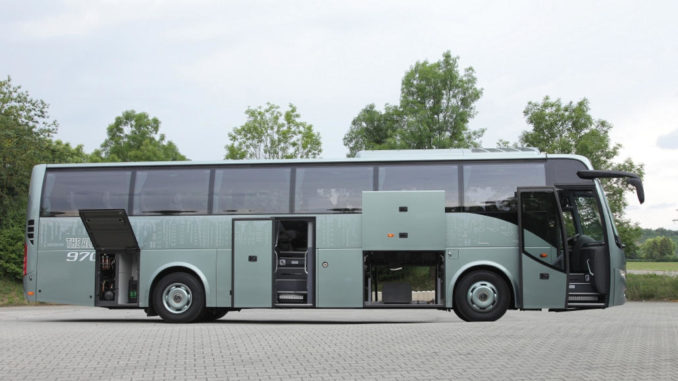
453,270,510,322
152,272,205,323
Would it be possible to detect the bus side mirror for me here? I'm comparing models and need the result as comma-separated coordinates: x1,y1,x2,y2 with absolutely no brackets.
627,177,645,204
577,170,645,205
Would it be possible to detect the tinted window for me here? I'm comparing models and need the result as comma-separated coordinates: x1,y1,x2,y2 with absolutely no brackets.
464,163,545,212
546,158,592,185
378,164,459,210
574,192,604,242
41,170,132,217
214,167,291,214
133,168,210,215
295,166,373,212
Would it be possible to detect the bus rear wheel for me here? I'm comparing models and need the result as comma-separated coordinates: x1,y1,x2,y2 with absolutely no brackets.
153,272,205,323
453,270,509,322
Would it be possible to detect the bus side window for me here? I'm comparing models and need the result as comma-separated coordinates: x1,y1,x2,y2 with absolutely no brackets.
464,163,545,213
295,166,372,213
133,169,210,215
41,170,131,216
378,164,460,211
214,167,291,214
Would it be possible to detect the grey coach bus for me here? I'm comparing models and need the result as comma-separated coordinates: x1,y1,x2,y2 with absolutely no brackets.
22,148,644,322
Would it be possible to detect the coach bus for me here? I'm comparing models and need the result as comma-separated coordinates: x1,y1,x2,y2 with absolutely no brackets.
22,148,644,322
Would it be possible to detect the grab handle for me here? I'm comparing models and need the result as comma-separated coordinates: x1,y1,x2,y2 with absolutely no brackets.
586,258,594,276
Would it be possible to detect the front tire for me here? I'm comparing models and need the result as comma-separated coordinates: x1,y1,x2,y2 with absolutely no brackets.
453,270,510,322
152,272,205,323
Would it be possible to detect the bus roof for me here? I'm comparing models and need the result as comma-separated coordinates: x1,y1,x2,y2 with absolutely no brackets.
42,148,592,168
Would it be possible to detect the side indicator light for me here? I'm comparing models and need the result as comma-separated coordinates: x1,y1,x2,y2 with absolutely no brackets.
540,253,548,258
27,291,34,296
387,233,394,238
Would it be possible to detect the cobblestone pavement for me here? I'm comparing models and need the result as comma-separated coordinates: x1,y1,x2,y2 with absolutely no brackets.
1,302,677,380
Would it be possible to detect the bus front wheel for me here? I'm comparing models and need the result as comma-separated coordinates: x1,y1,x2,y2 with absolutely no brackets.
453,270,509,322
152,272,205,323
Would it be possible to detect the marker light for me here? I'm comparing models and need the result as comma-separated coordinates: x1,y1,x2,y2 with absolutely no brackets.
27,291,34,296
387,233,394,238
540,253,548,258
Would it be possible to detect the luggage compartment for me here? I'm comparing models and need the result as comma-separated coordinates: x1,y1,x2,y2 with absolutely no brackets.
79,209,140,307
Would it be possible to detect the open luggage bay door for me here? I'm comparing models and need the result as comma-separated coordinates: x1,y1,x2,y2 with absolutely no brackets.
79,209,140,307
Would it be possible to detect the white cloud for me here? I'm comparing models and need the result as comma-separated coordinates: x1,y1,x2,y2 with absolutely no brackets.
657,129,678,149
612,97,678,229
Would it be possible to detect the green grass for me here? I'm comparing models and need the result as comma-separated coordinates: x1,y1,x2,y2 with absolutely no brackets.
627,262,678,272
0,278,30,306
626,274,678,301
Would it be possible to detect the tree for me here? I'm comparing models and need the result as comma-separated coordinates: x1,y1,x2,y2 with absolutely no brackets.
641,236,676,260
343,51,484,157
225,103,322,160
47,140,91,164
342,104,401,158
399,51,484,149
0,77,58,212
0,77,92,279
92,110,186,162
519,96,645,257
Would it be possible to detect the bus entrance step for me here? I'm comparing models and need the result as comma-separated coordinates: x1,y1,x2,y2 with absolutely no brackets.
568,292,603,303
567,302,606,308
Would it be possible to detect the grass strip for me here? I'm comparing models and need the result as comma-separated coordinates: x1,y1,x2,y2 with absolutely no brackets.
0,277,30,306
627,262,678,272
626,274,678,301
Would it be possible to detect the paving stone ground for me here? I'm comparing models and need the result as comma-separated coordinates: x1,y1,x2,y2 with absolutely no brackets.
1,302,677,380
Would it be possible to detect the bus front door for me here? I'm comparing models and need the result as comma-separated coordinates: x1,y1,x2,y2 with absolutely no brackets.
232,219,273,308
517,188,568,310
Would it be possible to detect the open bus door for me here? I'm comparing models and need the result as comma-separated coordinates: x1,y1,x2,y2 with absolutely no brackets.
517,187,568,310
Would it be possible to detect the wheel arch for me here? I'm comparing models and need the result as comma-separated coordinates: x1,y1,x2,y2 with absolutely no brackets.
451,262,518,309
147,262,210,308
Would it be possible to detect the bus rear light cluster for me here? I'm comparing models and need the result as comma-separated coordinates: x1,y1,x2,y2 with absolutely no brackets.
23,242,27,276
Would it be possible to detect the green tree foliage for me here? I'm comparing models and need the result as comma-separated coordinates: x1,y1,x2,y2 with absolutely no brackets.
0,77,57,212
519,96,644,257
641,236,676,260
640,228,678,252
343,51,484,157
0,77,90,279
225,103,322,160
343,104,401,157
92,110,186,162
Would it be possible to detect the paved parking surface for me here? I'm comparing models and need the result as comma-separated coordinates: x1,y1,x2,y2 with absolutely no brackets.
1,302,677,380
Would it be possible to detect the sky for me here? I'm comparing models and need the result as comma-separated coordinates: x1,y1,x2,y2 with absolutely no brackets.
2,0,677,229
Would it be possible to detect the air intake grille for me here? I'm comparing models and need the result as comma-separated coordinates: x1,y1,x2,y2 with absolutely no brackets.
26,219,35,245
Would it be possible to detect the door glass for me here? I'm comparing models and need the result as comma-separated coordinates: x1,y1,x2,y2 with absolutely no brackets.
573,192,605,242
521,191,565,270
